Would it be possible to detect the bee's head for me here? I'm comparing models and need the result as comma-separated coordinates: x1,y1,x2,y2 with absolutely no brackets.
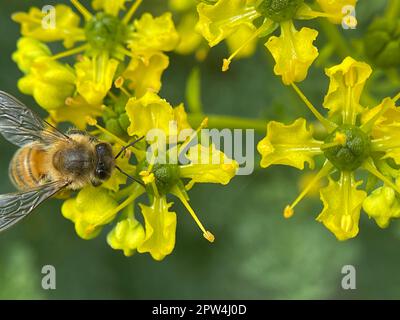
94,142,115,181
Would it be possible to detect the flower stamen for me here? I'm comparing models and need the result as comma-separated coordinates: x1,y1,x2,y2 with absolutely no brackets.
283,161,334,218
51,44,89,60
222,23,267,72
86,116,127,146
70,0,93,21
177,117,209,158
172,186,215,243
320,132,347,150
123,0,143,24
291,83,337,132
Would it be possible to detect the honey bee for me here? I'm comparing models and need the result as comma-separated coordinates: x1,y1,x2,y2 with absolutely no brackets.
0,91,143,232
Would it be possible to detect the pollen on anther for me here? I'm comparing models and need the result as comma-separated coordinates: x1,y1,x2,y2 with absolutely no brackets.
114,76,125,88
283,205,294,219
222,59,231,72
86,116,97,126
203,231,215,243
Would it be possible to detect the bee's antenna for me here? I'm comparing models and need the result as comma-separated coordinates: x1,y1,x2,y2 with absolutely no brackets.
115,165,145,188
115,136,145,159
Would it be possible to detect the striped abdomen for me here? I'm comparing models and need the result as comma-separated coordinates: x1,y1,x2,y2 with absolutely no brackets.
9,144,49,190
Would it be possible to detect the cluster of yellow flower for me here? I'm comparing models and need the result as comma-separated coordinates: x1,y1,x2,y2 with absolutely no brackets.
11,0,400,257
12,0,238,260
195,0,357,83
193,0,400,240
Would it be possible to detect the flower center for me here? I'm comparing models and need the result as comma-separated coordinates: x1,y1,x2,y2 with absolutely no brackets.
255,0,304,22
85,12,129,53
323,125,371,171
152,163,181,195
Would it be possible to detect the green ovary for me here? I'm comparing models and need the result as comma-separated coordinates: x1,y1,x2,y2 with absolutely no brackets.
85,12,129,52
323,125,371,171
256,0,304,22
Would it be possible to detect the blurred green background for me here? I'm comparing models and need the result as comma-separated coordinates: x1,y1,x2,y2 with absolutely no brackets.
0,0,399,299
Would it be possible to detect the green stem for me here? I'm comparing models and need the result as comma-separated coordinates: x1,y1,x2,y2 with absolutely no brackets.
385,0,400,21
188,114,267,134
318,20,352,59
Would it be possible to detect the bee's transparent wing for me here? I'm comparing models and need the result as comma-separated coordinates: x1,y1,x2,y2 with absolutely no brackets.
0,181,68,232
0,91,70,147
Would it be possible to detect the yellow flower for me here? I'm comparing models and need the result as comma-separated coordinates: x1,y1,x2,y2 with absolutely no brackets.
129,13,180,54
107,216,145,257
12,38,51,73
17,57,76,111
62,187,119,240
196,0,358,84
12,4,83,48
125,91,190,138
13,1,179,124
363,185,400,229
266,21,318,85
196,0,259,47
75,54,119,106
258,56,400,240
137,197,177,261
123,52,170,98
124,97,237,258
49,96,103,130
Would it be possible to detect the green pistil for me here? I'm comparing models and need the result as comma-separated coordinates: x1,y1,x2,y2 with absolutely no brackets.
323,125,371,171
256,0,304,22
85,12,129,53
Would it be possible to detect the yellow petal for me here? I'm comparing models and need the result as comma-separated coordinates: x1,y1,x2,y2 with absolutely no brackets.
317,173,366,240
196,0,259,47
363,186,400,228
174,12,205,55
107,218,145,257
129,13,180,53
316,0,357,24
174,103,192,133
180,143,238,188
123,52,169,97
362,98,399,137
323,56,371,122
17,57,76,111
137,197,177,261
75,54,119,106
49,95,103,129
257,118,322,170
12,4,83,48
265,21,318,85
92,0,128,16
62,186,119,240
12,38,51,73
126,91,175,137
